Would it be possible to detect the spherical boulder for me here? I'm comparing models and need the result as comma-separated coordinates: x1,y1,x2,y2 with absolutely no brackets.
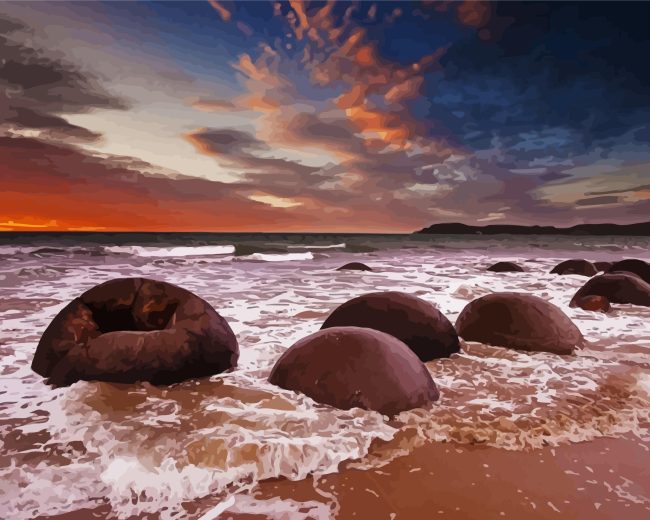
607,259,650,284
487,261,524,273
268,327,439,416
570,273,650,307
32,277,239,386
594,261,613,272
571,295,611,313
321,291,459,361
336,262,372,271
550,259,597,277
455,293,582,355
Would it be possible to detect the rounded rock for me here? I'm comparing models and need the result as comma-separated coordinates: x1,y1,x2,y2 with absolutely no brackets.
321,291,460,361
594,261,613,272
336,262,372,271
550,259,597,277
570,273,650,307
455,292,582,355
487,261,524,273
572,295,611,313
607,259,650,284
32,277,239,386
268,326,439,416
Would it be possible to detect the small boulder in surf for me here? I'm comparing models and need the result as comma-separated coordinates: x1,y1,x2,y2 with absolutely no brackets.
570,273,650,307
487,261,524,273
336,262,372,271
455,292,582,355
321,291,460,361
550,259,597,277
268,326,439,416
572,295,611,313
32,277,239,386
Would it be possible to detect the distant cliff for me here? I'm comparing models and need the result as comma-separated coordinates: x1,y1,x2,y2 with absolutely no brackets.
415,222,650,236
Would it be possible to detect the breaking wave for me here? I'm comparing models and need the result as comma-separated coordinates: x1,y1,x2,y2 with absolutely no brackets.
103,245,236,257
236,252,314,262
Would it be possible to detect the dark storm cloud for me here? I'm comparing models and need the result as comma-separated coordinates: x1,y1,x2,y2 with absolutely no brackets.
0,134,307,230
0,15,128,141
3,107,102,142
539,171,572,182
427,2,650,154
185,127,323,182
285,113,360,148
186,128,264,155
575,195,621,207
586,184,650,196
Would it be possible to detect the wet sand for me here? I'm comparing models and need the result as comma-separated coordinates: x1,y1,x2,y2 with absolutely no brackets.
222,434,650,519
2,237,649,519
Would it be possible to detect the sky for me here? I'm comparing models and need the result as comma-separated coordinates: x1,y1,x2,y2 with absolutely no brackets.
0,0,649,232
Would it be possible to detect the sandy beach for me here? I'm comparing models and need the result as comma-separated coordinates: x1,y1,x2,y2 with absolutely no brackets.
226,435,650,520
0,234,649,520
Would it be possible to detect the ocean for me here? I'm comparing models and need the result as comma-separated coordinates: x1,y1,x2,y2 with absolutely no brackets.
0,233,649,519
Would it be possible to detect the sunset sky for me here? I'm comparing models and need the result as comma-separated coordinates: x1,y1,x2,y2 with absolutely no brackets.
1,1,649,232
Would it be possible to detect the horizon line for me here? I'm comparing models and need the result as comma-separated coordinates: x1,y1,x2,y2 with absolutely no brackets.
0,220,648,235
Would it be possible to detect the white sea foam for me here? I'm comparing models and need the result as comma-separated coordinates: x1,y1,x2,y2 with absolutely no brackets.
0,239,648,518
239,252,314,262
287,243,346,250
104,245,235,257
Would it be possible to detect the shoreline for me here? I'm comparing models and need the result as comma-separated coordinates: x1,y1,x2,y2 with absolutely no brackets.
217,434,650,519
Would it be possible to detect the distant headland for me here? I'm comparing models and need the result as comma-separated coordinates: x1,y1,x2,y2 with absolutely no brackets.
415,222,650,236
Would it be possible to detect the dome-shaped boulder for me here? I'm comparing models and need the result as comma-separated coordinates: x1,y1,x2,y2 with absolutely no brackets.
455,293,582,355
594,261,613,272
550,259,597,277
487,261,524,273
321,291,459,361
607,259,650,284
268,327,439,416
570,273,650,307
32,278,239,386
336,262,372,271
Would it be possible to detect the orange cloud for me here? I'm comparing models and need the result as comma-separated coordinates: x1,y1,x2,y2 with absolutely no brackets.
289,0,310,40
384,76,424,104
208,1,231,22
190,97,240,112
457,1,491,28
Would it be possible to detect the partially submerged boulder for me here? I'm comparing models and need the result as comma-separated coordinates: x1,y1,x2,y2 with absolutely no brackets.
487,261,524,273
550,259,597,277
336,262,372,271
572,295,611,313
268,326,439,415
607,259,650,284
455,293,582,355
594,261,613,272
32,277,239,386
321,291,459,361
570,273,650,307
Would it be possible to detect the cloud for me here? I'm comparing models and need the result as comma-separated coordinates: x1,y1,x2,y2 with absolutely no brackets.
2,106,102,142
586,184,650,197
208,1,231,22
456,1,491,28
575,196,622,207
190,98,243,112
185,127,321,182
0,135,304,231
3,3,649,230
0,14,128,143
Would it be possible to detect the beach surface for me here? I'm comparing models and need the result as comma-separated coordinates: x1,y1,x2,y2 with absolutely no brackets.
0,233,648,519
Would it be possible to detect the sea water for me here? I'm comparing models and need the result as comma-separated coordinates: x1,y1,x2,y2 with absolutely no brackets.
0,233,648,518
